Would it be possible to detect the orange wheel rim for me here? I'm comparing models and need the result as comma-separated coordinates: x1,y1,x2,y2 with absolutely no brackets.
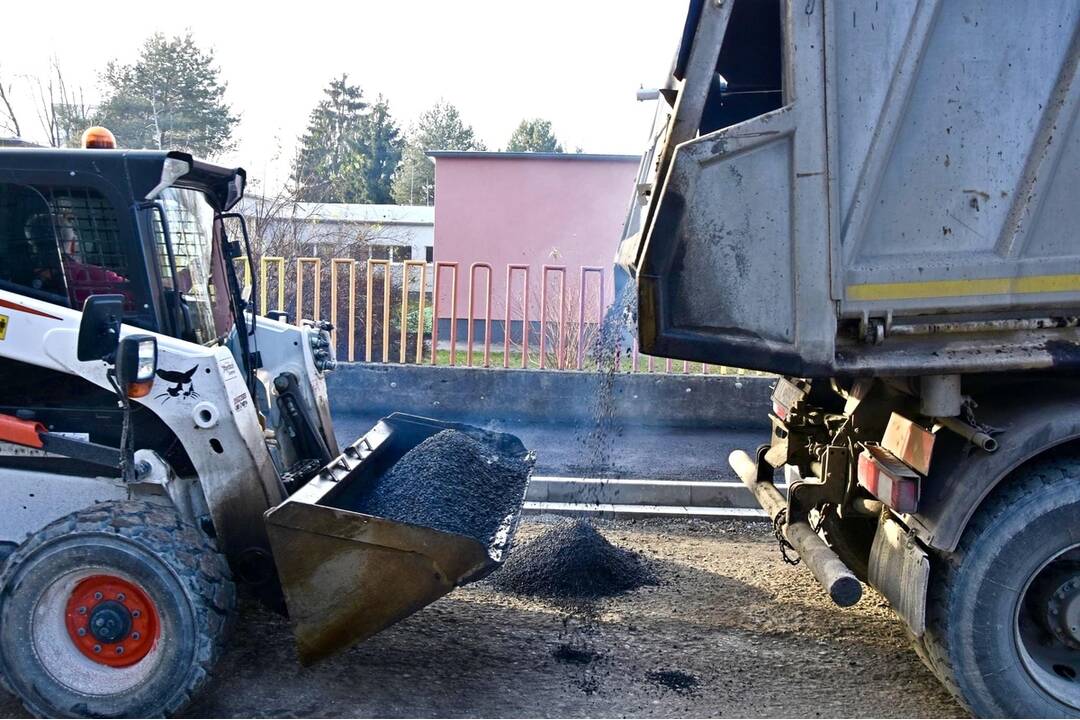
64,575,159,668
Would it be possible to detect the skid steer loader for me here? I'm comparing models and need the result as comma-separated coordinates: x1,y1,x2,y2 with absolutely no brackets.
0,129,533,717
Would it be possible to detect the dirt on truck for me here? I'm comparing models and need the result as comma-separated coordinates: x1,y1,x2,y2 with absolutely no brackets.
620,1,1080,716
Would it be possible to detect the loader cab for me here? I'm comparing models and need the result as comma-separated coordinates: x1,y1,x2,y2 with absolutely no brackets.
0,146,249,352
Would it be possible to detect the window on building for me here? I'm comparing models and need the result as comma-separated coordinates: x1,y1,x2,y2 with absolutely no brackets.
425,246,434,263
369,244,395,261
0,182,130,308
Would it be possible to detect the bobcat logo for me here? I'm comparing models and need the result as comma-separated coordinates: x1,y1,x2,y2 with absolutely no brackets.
154,365,200,402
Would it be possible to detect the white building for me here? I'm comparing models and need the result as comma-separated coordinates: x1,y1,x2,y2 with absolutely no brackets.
239,198,434,262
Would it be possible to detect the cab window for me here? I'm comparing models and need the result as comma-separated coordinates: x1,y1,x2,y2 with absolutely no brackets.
152,187,233,344
0,182,132,310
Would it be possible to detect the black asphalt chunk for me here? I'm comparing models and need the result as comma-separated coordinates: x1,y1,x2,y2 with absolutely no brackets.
552,644,602,665
647,669,700,694
358,429,532,545
491,519,657,601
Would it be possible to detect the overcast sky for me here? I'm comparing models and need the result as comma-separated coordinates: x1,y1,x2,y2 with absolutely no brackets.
0,1,687,192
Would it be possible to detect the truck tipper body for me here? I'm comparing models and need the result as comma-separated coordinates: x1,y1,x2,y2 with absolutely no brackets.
624,0,1080,377
624,2,1080,716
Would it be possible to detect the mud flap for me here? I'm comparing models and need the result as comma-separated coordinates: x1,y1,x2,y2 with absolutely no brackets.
868,513,930,636
264,413,530,664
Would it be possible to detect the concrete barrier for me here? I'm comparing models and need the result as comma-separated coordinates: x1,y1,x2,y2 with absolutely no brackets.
327,363,773,429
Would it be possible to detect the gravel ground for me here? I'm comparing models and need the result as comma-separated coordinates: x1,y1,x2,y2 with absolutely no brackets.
0,518,966,718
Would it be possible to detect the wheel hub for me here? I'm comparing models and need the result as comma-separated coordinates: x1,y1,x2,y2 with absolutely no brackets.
1034,563,1080,650
1048,574,1080,649
64,575,159,668
88,600,132,644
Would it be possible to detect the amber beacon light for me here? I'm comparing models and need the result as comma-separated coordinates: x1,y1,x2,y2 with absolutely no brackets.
81,126,117,149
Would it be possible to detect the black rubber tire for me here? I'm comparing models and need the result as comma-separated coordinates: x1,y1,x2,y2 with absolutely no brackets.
923,457,1080,718
0,501,235,718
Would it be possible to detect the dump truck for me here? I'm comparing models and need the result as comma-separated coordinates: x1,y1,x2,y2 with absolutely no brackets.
0,129,531,717
621,1,1080,716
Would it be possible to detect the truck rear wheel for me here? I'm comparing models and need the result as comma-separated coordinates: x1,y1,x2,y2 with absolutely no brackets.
0,501,235,718
924,457,1080,717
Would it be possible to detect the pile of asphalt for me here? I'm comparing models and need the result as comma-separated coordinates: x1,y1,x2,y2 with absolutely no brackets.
360,429,531,545
491,519,657,601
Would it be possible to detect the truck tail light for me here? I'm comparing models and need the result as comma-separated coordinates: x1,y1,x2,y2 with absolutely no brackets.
772,399,788,420
857,444,920,514
770,378,806,421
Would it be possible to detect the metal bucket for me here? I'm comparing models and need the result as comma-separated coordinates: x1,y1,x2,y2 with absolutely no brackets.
264,413,531,664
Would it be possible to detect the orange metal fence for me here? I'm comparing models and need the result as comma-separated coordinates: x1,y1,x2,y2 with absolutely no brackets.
237,256,756,375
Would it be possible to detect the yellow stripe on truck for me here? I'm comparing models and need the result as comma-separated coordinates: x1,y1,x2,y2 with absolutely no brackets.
847,273,1080,301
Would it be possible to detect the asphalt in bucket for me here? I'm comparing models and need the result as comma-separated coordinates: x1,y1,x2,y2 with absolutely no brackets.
490,519,657,603
358,429,532,546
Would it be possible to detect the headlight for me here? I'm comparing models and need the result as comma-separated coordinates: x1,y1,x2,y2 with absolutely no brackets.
117,335,158,397
135,339,157,382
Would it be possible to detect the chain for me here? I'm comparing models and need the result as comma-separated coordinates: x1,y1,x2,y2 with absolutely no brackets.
772,508,801,565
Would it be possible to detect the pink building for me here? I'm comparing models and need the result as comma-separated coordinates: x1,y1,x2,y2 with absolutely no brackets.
429,151,639,347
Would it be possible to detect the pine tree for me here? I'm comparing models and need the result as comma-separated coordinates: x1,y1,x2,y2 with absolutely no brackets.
96,33,236,157
358,96,403,204
291,75,368,203
506,118,563,153
391,102,485,205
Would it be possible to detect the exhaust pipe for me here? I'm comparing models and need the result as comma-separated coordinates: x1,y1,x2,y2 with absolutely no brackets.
729,449,862,607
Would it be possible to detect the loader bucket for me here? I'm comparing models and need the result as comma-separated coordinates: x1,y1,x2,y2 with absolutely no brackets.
264,413,532,664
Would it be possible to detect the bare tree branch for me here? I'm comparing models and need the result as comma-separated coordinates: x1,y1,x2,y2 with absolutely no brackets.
31,57,92,147
0,67,21,137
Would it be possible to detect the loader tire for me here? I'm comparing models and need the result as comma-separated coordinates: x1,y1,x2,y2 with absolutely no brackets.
923,457,1080,717
0,500,235,718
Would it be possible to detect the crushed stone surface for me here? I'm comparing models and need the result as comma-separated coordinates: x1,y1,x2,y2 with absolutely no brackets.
0,518,966,718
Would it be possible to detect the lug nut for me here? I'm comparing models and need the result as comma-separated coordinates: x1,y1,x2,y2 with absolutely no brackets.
132,632,141,640
77,628,86,637
93,592,103,601
78,606,87,615
92,645,101,654
115,646,124,655
132,610,141,618
117,593,125,602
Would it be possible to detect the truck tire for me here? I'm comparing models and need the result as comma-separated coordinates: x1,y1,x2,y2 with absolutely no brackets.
923,457,1080,717
0,500,235,718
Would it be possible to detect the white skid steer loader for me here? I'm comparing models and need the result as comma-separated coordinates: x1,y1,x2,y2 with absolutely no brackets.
0,132,531,717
